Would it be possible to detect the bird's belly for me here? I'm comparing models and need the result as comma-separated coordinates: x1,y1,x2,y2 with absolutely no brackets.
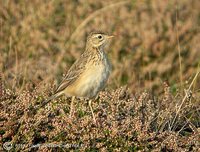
74,64,110,98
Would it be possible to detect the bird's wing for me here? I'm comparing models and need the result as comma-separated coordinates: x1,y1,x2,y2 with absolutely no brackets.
55,53,89,94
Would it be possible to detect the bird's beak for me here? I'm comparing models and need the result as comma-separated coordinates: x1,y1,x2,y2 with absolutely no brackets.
107,35,114,39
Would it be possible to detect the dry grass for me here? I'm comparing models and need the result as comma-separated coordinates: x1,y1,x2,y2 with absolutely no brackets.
0,0,200,151
0,86,199,151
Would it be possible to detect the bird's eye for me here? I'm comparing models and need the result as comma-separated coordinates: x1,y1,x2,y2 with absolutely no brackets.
98,35,102,39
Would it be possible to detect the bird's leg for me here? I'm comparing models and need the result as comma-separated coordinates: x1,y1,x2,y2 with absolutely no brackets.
89,100,96,123
69,96,75,118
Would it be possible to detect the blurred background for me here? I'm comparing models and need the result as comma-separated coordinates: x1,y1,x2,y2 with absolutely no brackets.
1,0,200,95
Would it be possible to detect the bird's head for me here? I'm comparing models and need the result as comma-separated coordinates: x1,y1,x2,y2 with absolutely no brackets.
86,32,114,49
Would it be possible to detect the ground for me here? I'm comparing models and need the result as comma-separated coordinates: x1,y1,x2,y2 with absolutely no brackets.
0,0,200,151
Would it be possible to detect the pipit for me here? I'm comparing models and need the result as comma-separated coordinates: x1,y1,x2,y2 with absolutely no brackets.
44,31,113,123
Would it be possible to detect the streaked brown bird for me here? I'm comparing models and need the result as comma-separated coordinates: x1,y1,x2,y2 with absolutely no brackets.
44,31,113,123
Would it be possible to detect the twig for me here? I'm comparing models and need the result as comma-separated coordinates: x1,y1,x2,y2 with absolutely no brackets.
170,68,200,130
175,3,183,91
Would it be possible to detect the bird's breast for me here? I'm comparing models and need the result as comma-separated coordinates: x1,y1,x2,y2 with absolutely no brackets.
72,58,111,98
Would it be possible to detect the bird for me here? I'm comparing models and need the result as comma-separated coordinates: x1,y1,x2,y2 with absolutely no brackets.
42,31,113,123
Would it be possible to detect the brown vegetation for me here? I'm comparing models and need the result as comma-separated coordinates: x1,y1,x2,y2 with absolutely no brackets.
0,0,200,151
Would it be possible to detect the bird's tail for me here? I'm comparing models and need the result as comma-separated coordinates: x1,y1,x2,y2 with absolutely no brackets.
40,92,63,108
